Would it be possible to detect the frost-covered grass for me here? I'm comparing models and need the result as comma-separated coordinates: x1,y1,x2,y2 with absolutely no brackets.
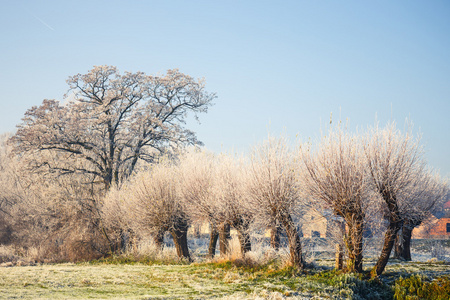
0,262,365,299
1,238,449,299
1,258,449,299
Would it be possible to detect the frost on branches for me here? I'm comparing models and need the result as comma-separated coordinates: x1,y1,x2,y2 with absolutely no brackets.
10,66,216,190
301,128,368,273
363,123,447,277
247,136,305,270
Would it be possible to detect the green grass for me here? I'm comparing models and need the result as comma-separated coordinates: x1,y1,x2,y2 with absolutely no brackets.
0,259,449,299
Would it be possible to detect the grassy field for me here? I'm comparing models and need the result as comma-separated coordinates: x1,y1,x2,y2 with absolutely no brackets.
1,238,449,299
1,258,449,299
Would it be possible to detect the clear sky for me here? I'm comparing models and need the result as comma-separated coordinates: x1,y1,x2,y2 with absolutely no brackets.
1,1,449,177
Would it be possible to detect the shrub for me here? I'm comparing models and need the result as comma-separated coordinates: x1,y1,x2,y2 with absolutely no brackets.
394,274,450,300
312,270,393,300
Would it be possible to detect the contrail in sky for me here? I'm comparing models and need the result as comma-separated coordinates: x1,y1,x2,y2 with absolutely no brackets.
20,4,56,31
32,14,55,31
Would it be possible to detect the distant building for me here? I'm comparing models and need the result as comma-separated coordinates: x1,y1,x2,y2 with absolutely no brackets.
427,217,450,238
444,200,450,210
412,200,450,239
301,209,328,238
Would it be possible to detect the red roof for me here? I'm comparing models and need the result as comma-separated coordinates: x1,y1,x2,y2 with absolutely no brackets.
444,201,450,209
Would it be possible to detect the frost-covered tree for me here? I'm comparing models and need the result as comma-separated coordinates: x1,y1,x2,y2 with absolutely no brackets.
363,123,425,277
10,66,215,190
1,134,109,261
105,161,191,260
100,183,135,252
213,153,252,256
0,133,47,249
179,149,251,258
0,133,19,244
246,136,304,269
301,127,368,273
393,171,448,261
177,149,218,256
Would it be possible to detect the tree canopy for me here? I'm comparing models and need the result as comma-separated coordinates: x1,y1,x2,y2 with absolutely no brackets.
10,66,216,190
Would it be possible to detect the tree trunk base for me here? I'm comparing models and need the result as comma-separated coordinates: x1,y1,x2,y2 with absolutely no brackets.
371,221,402,277
219,223,231,257
208,226,219,258
153,228,165,250
270,223,281,251
279,211,303,270
170,220,191,261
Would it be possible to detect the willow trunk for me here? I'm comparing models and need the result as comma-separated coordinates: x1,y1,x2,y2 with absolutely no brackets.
170,220,191,261
219,223,231,257
208,223,219,258
279,211,303,270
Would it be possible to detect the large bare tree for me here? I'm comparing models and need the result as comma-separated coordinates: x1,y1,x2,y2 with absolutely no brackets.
10,66,215,190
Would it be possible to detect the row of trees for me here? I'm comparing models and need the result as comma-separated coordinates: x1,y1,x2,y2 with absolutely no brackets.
100,125,448,277
301,124,448,275
0,66,447,277
101,138,306,268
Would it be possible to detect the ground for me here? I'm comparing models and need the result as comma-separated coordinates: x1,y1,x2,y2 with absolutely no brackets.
1,258,449,299
1,237,449,299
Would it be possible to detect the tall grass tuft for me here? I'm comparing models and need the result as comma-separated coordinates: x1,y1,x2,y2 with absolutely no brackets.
89,237,187,265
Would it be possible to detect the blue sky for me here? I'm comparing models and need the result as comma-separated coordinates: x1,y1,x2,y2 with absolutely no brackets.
1,1,449,177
